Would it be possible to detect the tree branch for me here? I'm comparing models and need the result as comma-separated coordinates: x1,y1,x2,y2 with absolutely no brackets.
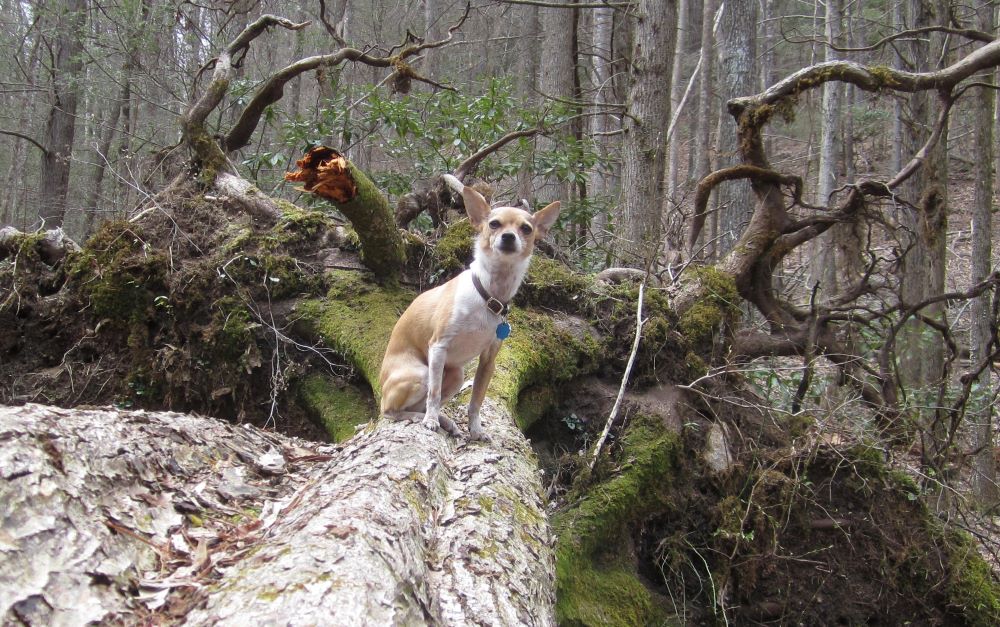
688,165,804,254
784,25,994,53
224,8,470,153
0,129,48,156
185,15,310,132
453,127,545,180
495,0,634,8
729,38,1000,116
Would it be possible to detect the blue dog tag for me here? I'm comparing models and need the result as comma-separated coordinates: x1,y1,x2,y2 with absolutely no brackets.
496,321,511,340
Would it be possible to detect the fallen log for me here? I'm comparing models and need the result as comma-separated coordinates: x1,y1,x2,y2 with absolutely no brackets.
0,402,555,625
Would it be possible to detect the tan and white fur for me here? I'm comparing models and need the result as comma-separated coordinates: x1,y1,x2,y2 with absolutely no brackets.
378,176,561,440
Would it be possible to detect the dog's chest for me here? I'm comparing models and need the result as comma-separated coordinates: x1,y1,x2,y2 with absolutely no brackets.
439,284,502,365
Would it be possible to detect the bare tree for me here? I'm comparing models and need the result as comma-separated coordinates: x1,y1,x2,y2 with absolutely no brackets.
689,0,718,257
616,0,677,265
970,1,997,506
714,0,758,255
38,0,88,229
664,0,688,202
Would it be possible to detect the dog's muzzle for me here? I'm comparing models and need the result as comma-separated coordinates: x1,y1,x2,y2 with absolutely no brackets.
498,232,518,253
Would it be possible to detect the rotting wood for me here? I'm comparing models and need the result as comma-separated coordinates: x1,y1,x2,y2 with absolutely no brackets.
284,146,358,203
286,146,406,283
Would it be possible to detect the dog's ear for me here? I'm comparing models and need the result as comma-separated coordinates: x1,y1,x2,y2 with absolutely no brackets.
531,201,561,238
462,186,491,228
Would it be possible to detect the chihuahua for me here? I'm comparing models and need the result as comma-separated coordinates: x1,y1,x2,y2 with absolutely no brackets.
378,176,561,440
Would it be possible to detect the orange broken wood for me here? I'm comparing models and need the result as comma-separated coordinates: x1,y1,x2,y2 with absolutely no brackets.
284,146,358,204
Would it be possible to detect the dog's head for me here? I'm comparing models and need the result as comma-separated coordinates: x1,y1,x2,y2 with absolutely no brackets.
462,186,561,261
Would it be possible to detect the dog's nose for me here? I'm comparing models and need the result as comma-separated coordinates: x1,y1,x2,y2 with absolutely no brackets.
501,233,516,245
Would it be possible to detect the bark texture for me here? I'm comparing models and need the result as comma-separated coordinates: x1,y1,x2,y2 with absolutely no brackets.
38,0,88,229
0,402,555,625
714,0,757,255
616,0,677,265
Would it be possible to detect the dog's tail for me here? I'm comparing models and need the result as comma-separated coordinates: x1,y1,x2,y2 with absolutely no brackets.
441,173,464,194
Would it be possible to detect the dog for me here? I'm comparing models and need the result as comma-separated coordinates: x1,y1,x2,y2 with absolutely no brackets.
378,175,561,440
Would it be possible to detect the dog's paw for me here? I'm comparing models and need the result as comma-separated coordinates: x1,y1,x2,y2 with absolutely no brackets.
468,428,491,443
421,415,440,432
439,415,461,436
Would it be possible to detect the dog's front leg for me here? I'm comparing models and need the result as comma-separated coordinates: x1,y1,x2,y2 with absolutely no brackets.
422,342,460,435
468,342,500,441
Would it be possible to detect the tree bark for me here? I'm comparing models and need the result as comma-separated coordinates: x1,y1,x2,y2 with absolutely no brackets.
897,0,950,456
809,0,857,302
970,3,997,506
536,2,578,205
38,0,88,229
665,0,688,202
0,401,556,625
715,0,758,256
587,3,615,247
616,0,677,266
690,0,717,258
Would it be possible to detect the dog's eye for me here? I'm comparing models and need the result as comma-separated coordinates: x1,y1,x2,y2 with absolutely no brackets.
520,224,533,235
488,220,501,229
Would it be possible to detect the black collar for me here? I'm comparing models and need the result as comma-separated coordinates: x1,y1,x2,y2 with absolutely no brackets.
471,271,510,317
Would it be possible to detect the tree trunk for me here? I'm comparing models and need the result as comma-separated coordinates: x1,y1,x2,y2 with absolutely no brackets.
616,0,677,266
665,0,689,203
0,401,555,625
587,3,615,249
38,0,88,229
715,0,757,256
970,3,997,507
423,0,445,82
690,0,717,258
536,2,577,205
897,0,950,460
809,0,855,302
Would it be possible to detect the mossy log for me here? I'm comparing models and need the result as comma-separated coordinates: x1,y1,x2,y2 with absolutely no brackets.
0,226,80,265
555,412,683,625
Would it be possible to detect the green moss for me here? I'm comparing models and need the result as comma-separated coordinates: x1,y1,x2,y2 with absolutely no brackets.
297,270,414,396
67,222,169,328
330,161,406,284
183,123,228,186
868,65,902,89
432,219,475,276
0,230,47,264
297,373,375,442
595,282,685,385
678,267,739,352
555,553,662,627
945,530,1000,626
273,206,337,250
519,256,595,313
554,414,681,625
844,446,1000,624
784,412,814,439
492,310,601,427
515,385,557,431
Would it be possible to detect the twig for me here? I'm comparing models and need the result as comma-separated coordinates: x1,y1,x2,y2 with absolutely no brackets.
590,282,646,470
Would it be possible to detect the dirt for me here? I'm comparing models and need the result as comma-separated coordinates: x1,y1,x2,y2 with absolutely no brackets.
532,373,991,625
0,188,350,442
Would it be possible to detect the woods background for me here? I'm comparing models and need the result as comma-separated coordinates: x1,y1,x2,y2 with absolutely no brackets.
4,0,1000,624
